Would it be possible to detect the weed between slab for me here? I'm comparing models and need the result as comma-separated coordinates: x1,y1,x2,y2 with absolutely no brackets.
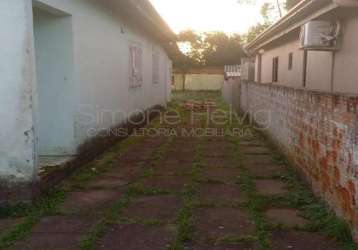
268,153,358,250
236,115,358,249
174,138,203,250
79,137,174,250
0,135,145,250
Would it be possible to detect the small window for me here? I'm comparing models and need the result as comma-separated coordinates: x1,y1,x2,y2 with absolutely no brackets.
288,52,293,70
152,49,160,84
129,43,143,88
272,57,279,82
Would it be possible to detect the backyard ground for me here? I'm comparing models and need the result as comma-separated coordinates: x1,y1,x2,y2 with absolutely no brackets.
0,91,357,249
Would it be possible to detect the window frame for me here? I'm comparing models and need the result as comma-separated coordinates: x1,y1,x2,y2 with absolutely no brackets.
129,42,143,88
288,52,293,71
152,48,160,84
272,56,279,83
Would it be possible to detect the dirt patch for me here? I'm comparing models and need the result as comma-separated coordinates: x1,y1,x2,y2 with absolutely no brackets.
10,215,92,250
265,208,307,228
255,180,288,196
240,146,271,155
191,243,258,250
164,151,196,163
122,196,182,222
61,190,122,214
0,218,24,235
153,162,193,176
203,158,238,168
119,148,157,163
199,167,241,184
32,215,93,233
194,208,255,242
242,155,274,165
85,176,129,190
198,183,247,204
269,230,342,250
103,164,143,184
246,163,287,179
123,195,183,223
239,140,265,147
10,233,85,250
142,176,191,192
96,224,175,250
203,150,233,158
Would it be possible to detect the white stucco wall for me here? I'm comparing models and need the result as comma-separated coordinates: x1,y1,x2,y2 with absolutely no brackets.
34,0,172,146
0,0,172,188
0,0,37,185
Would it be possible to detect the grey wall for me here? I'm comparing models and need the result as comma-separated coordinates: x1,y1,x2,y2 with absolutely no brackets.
255,14,358,94
260,38,304,88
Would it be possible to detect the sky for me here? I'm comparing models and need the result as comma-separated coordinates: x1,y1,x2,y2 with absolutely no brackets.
149,0,284,35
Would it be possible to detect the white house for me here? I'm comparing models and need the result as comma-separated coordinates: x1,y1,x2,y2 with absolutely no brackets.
0,0,175,202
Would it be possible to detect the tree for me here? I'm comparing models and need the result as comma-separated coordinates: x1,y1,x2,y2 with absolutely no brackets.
241,23,270,43
237,0,283,18
202,32,245,66
239,0,303,44
175,30,246,67
177,30,203,66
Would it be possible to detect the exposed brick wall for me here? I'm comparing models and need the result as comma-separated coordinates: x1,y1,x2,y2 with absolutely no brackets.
240,82,358,238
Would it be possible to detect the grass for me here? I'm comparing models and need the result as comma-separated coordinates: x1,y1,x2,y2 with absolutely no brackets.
79,137,176,250
232,139,271,250
0,134,146,250
233,114,358,250
3,91,358,250
0,189,66,250
174,142,203,250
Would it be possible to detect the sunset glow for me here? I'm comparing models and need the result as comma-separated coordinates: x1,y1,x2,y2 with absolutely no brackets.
149,0,285,34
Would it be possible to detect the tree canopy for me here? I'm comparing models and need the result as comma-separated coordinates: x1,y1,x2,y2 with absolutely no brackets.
172,0,303,70
240,0,302,43
174,30,246,69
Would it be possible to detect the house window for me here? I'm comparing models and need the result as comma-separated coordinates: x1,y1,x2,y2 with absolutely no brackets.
288,53,293,70
129,43,143,88
272,57,279,82
152,49,160,84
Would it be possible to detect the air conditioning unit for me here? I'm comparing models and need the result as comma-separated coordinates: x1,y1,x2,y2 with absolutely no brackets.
300,20,341,50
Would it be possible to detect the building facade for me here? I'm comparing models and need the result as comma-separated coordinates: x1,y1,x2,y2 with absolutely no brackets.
0,0,174,202
247,0,358,94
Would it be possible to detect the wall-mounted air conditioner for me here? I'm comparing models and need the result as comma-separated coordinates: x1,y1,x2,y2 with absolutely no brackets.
300,20,341,50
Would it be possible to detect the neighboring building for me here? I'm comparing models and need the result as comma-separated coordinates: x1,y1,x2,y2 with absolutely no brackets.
173,67,224,91
0,0,175,202
241,0,358,240
222,65,241,111
246,0,358,94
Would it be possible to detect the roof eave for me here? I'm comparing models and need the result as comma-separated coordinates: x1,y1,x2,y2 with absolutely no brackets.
245,0,339,54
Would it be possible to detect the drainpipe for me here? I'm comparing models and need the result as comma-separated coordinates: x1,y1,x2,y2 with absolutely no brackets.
330,51,336,92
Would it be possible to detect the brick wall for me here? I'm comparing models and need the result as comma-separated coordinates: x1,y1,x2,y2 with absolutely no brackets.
240,82,358,238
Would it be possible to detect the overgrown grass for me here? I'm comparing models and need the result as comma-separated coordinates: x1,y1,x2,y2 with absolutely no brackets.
0,189,66,250
79,137,175,250
174,141,203,250
234,114,358,250
232,138,270,250
0,134,146,250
